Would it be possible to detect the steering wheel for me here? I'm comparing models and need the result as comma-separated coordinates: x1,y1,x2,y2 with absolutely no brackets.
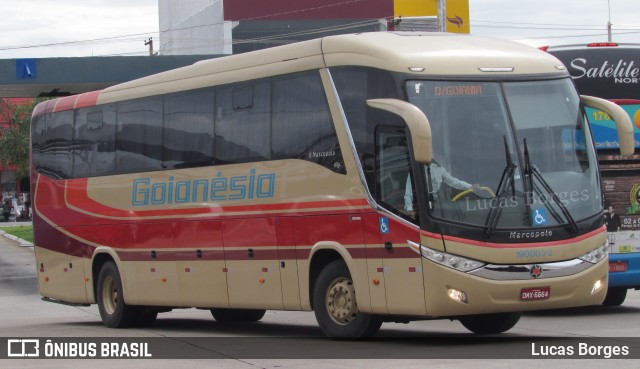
450,186,496,202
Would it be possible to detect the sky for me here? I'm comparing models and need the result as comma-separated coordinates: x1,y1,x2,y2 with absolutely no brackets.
0,0,638,59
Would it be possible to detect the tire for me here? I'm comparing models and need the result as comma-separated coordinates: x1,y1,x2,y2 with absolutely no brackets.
134,307,158,327
602,287,627,306
313,260,382,339
459,312,521,334
96,261,138,328
210,308,266,323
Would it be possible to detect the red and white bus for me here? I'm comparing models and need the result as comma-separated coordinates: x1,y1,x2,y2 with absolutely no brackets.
31,32,634,338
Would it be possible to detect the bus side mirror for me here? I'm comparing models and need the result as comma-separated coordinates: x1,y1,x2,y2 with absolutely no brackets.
581,95,635,156
366,98,433,164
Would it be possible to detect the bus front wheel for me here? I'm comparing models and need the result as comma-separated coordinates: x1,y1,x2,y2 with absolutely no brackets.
96,261,138,328
602,287,627,306
459,312,521,334
313,260,382,339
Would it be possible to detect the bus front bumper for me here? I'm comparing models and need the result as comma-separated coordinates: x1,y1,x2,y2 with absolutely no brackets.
422,257,609,317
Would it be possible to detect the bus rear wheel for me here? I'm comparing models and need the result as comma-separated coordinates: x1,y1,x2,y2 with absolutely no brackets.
602,287,627,306
313,260,382,339
210,308,266,323
97,261,138,328
459,312,521,334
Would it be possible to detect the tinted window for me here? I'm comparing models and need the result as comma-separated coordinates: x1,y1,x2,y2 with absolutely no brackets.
35,71,346,179
164,89,215,169
331,67,401,188
31,114,47,173
73,105,116,177
44,110,74,179
376,127,415,221
215,81,271,164
272,71,344,173
116,97,163,173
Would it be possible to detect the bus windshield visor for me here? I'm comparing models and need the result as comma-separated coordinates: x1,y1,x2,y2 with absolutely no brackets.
406,79,601,230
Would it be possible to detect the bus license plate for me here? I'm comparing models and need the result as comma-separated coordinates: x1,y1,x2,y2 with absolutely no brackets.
520,287,550,301
609,261,627,273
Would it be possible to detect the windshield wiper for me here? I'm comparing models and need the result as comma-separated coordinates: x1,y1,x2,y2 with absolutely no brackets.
523,139,579,234
484,137,517,238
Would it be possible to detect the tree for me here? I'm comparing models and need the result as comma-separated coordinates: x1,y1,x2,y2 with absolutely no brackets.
0,98,47,179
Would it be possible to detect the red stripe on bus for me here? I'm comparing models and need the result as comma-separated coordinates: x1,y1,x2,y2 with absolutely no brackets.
55,95,78,112
75,91,101,109
420,229,444,240
118,249,225,262
44,99,58,114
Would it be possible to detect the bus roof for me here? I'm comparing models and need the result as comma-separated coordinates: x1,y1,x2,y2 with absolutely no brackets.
34,32,569,116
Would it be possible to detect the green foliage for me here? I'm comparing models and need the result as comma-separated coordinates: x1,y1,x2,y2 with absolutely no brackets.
0,225,33,243
0,98,49,179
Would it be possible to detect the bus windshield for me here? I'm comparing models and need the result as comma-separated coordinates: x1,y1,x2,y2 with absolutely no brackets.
406,78,601,230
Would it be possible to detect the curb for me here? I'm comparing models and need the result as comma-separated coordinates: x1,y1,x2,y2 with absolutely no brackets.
0,230,34,248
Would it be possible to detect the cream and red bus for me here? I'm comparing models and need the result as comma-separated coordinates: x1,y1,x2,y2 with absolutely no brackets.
30,32,634,338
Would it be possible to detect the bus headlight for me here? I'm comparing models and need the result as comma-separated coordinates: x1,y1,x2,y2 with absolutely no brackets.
578,243,609,264
409,241,485,272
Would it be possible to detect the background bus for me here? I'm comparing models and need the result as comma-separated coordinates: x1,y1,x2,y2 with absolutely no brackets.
547,43,640,305
31,33,633,338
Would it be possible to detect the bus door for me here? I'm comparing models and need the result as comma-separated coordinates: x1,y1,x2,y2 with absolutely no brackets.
275,217,301,310
223,217,284,309
375,127,427,315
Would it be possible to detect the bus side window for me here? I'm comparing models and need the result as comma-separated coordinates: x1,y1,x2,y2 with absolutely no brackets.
44,110,74,179
163,88,215,169
215,81,271,164
31,114,47,174
375,127,415,220
272,71,344,174
115,96,163,174
73,105,116,178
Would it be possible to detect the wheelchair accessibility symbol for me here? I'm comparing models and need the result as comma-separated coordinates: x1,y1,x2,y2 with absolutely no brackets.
532,208,547,227
379,217,390,234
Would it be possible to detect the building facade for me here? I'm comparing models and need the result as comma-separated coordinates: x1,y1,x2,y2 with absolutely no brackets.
158,0,469,55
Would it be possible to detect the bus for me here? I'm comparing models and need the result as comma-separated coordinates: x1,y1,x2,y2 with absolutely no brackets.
31,32,634,338
547,42,640,306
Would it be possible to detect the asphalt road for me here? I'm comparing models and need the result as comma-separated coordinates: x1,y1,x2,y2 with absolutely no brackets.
1,233,639,368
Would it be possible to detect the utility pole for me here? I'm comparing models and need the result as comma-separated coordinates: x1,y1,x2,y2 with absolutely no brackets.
438,0,447,32
607,0,612,42
145,38,154,56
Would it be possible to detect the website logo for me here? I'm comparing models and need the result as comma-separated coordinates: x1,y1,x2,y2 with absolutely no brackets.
7,339,39,357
